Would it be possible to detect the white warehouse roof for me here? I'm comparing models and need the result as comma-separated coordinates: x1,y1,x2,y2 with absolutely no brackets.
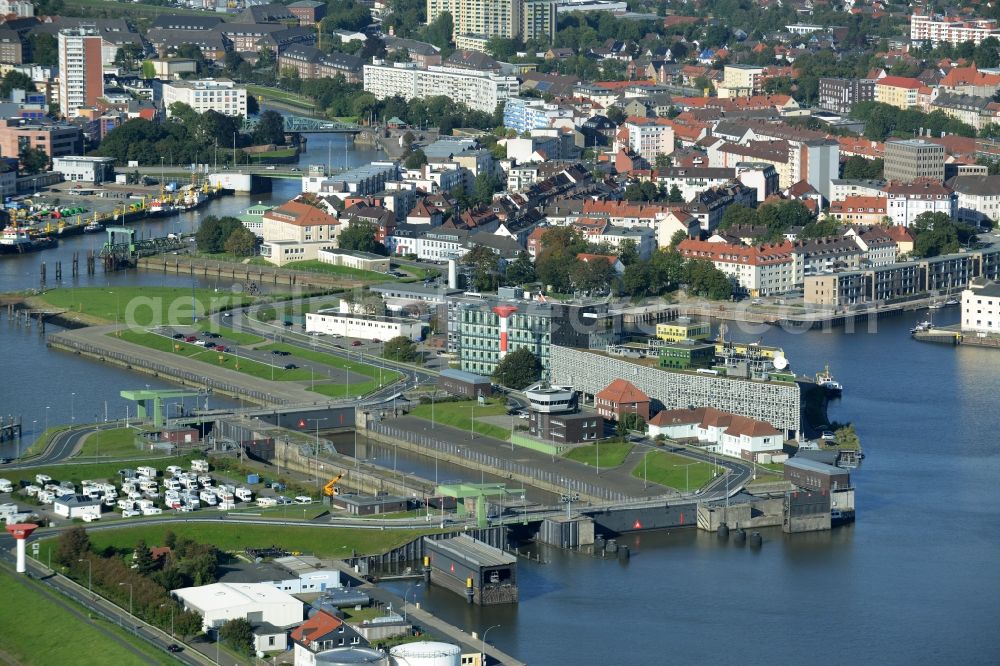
173,582,301,616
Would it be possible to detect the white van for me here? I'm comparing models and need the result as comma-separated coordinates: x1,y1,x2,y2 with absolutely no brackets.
81,513,100,523
141,506,163,516
294,496,313,505
256,497,278,508
0,479,12,493
35,474,51,485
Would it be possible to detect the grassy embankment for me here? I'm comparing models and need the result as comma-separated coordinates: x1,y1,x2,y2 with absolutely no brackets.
246,84,316,111
75,428,147,459
260,342,404,398
563,442,634,468
0,565,175,666
37,286,253,326
408,400,511,440
280,260,397,282
113,329,314,381
84,523,440,558
632,451,717,492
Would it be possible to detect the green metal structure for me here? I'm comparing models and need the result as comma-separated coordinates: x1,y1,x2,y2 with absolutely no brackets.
241,114,361,134
120,389,206,427
434,482,524,529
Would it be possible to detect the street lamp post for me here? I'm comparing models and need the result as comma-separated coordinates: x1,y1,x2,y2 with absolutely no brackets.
482,624,501,660
403,582,421,623
119,582,133,633
78,558,92,597
303,417,329,488
71,392,76,423
159,603,175,638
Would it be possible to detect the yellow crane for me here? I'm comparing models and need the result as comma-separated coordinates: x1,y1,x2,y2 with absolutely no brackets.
323,473,344,497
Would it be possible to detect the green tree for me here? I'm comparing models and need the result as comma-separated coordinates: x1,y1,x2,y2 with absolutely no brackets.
338,219,386,255
422,11,453,50
617,238,639,265
719,203,758,230
133,540,157,575
383,335,419,362
141,61,156,79
462,244,500,291
910,212,962,258
404,149,428,170
669,229,689,247
19,146,49,175
616,412,645,437
504,251,536,285
974,36,1000,69
252,110,286,146
175,609,204,640
114,42,146,71
29,34,58,67
55,526,90,567
842,155,884,180
491,347,542,389
571,257,614,294
196,216,243,253
224,226,258,256
0,71,35,97
799,218,843,239
219,618,254,657
686,259,733,300
667,184,684,203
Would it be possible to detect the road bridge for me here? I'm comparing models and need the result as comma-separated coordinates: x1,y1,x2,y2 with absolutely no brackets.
242,114,362,134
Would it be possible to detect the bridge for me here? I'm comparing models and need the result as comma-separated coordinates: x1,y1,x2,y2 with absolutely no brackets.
242,114,362,134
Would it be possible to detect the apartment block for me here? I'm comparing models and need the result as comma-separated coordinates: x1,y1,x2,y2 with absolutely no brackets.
818,77,875,115
427,0,555,42
363,62,519,113
910,11,1000,46
874,76,926,110
719,65,765,98
57,28,103,117
162,79,247,117
884,139,945,183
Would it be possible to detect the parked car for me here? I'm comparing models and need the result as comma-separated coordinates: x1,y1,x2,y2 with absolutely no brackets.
294,496,312,504
352,340,362,346
214,345,227,352
184,336,197,342
271,350,290,356
283,363,298,370
167,644,183,653
171,333,184,339
203,332,221,339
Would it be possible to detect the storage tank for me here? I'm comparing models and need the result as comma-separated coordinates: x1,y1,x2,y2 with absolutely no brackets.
389,641,462,666
315,647,388,665
246,473,259,485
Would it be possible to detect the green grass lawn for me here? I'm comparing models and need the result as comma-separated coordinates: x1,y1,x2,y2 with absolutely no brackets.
226,504,330,520
83,523,440,558
308,380,384,399
409,400,511,440
194,320,265,345
75,428,143,459
563,441,633,468
247,84,316,110
2,455,196,488
281,260,394,282
262,343,402,379
341,605,393,623
0,565,175,666
632,451,718,492
112,329,313,381
40,286,253,326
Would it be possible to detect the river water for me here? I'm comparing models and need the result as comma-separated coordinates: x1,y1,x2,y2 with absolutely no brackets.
3,137,1000,663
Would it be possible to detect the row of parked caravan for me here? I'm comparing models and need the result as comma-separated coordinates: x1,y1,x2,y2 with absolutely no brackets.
117,460,255,517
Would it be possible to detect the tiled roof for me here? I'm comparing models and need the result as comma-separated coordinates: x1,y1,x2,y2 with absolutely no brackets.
596,379,649,404
290,611,342,646
677,238,794,266
264,200,339,227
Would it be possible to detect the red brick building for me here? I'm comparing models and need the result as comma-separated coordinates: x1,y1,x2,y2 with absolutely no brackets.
595,379,650,422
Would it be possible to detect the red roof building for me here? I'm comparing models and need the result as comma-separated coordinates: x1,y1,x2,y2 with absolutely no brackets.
595,379,650,422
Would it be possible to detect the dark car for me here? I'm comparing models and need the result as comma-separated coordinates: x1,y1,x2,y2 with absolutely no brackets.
351,340,362,346
167,644,183,653
0,458,11,465
204,332,221,339
171,333,184,339
284,363,298,370
283,320,293,327
271,350,290,356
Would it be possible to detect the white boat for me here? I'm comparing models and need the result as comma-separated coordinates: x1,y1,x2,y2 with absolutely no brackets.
83,222,103,233
0,226,30,246
815,365,843,393
944,298,960,307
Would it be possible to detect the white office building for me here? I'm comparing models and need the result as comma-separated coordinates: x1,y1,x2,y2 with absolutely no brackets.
52,156,115,184
363,61,519,113
162,79,248,117
173,582,303,632
962,278,1000,335
305,309,423,340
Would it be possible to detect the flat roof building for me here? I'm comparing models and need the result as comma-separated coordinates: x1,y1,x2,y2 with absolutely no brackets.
173,582,304,632
424,534,518,605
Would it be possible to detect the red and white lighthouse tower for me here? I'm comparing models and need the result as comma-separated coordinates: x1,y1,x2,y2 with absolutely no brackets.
6,523,38,573
491,305,518,359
